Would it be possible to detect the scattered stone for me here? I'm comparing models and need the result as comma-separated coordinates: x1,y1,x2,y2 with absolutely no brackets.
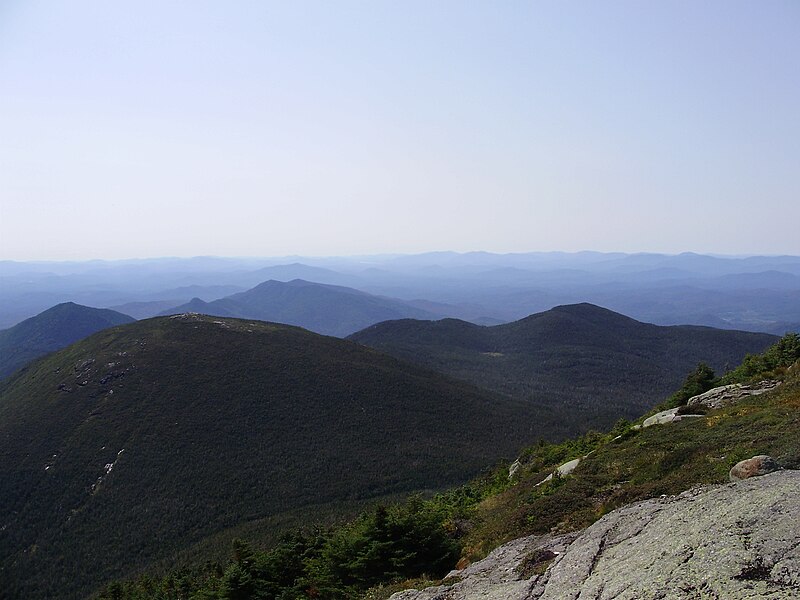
687,380,781,410
729,455,781,481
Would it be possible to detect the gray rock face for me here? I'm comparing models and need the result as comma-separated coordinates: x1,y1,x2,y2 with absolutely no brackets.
730,455,782,481
687,380,781,410
641,407,704,428
391,470,800,600
389,532,579,600
555,457,581,477
642,407,680,427
532,457,583,488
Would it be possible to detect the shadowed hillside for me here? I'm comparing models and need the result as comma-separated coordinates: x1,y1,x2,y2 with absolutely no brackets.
0,302,134,378
0,314,541,599
92,335,800,600
349,303,777,429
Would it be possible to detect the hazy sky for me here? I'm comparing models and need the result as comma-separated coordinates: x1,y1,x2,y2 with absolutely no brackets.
1,1,798,260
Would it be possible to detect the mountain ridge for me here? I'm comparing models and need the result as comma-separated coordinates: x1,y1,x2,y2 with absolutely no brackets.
0,314,541,599
159,278,438,336
348,303,778,429
0,302,134,378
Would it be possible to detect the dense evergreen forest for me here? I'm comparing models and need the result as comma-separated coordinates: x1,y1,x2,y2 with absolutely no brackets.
0,315,542,599
97,334,800,599
349,303,777,428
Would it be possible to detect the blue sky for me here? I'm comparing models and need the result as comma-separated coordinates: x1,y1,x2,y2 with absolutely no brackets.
1,1,798,260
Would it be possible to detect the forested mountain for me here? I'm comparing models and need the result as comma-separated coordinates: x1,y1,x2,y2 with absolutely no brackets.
94,333,800,600
348,303,777,428
0,302,134,379
0,314,539,599
159,279,437,336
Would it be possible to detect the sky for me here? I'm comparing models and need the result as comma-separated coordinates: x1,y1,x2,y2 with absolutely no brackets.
1,1,798,260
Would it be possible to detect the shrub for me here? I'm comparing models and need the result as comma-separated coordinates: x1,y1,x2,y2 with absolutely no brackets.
665,363,716,408
720,333,800,384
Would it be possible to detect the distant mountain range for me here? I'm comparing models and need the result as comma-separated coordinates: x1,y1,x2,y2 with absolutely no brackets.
159,278,438,336
348,303,778,427
2,252,799,334
0,302,134,378
0,314,539,599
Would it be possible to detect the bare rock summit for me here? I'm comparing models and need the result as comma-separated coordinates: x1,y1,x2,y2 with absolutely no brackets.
391,470,800,600
687,380,781,410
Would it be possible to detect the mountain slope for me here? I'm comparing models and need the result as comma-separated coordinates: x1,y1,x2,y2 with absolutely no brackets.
93,335,800,600
160,279,437,336
348,303,777,428
0,314,540,599
0,302,134,378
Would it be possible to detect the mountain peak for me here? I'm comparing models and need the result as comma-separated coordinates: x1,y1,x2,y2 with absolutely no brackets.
0,303,134,379
350,306,776,428
160,278,437,337
547,302,639,321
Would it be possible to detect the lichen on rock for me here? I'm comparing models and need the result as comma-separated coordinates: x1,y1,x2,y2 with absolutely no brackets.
391,471,800,600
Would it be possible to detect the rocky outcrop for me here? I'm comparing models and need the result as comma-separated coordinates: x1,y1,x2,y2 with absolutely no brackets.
641,407,680,427
534,457,583,487
640,407,704,428
555,458,581,477
687,380,781,410
730,455,782,481
636,380,782,430
390,532,579,600
391,470,800,600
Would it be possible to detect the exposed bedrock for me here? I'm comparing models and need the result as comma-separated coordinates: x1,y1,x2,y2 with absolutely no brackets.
391,470,800,600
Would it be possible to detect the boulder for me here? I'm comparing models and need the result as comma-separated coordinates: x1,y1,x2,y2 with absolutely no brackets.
556,458,581,477
729,455,781,481
641,407,704,428
687,380,781,410
641,407,680,427
534,458,583,488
